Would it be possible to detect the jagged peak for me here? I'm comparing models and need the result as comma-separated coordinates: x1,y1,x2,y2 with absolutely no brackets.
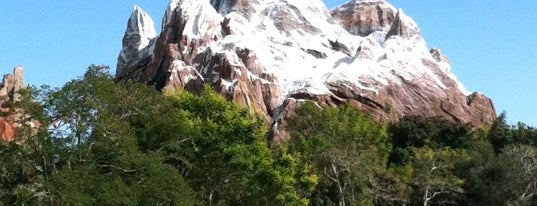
162,0,180,31
385,9,421,39
116,0,496,132
117,5,157,75
0,65,24,103
210,0,261,20
162,0,218,26
128,5,157,39
161,0,221,37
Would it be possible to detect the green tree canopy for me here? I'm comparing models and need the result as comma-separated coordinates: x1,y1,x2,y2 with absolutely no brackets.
287,102,394,205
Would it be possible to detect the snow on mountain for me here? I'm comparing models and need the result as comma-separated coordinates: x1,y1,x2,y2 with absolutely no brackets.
117,6,157,76
116,0,496,141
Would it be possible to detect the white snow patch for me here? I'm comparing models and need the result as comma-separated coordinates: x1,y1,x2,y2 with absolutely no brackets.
153,0,473,101
129,5,157,48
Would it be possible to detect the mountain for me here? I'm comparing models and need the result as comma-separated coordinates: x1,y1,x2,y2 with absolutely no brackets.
116,0,496,141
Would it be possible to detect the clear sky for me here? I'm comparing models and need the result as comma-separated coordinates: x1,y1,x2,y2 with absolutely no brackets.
1,1,536,126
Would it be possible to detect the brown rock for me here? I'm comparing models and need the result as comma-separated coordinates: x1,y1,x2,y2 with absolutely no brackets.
305,49,327,59
260,4,321,36
331,0,396,36
125,5,217,90
0,66,24,103
385,9,421,39
270,98,298,143
207,49,281,119
0,119,14,142
430,48,450,64
0,66,29,142
328,39,352,56
320,73,496,127
211,0,258,19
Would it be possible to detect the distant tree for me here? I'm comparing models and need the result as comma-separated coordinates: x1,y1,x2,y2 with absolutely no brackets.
487,112,513,153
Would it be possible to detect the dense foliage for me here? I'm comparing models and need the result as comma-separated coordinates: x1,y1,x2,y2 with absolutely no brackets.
286,102,392,205
1,65,537,205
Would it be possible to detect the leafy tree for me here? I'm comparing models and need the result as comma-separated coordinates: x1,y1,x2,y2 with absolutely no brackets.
409,147,468,206
456,141,499,205
163,86,311,205
3,65,313,205
36,65,197,205
50,111,196,205
287,102,393,205
387,116,477,205
388,116,473,165
498,145,537,205
15,63,537,205
0,84,59,205
461,143,537,205
487,112,513,153
487,112,537,153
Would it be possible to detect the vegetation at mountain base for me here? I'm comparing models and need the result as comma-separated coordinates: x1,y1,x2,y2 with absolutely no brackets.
0,65,536,205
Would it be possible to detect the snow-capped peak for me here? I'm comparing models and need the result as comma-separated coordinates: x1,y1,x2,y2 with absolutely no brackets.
117,5,157,76
129,5,157,44
117,0,496,132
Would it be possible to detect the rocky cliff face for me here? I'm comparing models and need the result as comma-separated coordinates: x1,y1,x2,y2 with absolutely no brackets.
116,0,496,142
330,0,395,36
0,66,25,142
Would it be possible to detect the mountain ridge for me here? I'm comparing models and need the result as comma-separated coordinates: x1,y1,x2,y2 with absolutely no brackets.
116,0,496,141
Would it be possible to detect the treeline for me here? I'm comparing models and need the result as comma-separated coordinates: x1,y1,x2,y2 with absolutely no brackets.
0,65,536,205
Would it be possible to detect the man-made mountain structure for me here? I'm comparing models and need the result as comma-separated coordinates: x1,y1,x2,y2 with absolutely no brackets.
117,6,157,77
0,66,24,142
330,0,395,37
0,66,24,103
116,0,496,141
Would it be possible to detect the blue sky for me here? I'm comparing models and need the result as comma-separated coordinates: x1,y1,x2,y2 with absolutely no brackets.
0,0,536,126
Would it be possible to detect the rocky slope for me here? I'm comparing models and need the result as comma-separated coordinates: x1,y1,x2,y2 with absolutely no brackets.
116,0,496,141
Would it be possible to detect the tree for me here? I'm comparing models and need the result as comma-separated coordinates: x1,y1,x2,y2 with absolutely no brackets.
500,145,537,205
409,147,468,206
163,86,311,205
0,84,59,205
38,65,197,205
388,116,473,166
287,102,394,205
455,140,499,205
7,65,313,205
386,116,481,205
487,112,513,153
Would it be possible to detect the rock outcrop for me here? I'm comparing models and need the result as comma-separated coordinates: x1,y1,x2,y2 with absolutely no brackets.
116,6,157,80
116,0,496,142
330,0,396,36
0,66,25,142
